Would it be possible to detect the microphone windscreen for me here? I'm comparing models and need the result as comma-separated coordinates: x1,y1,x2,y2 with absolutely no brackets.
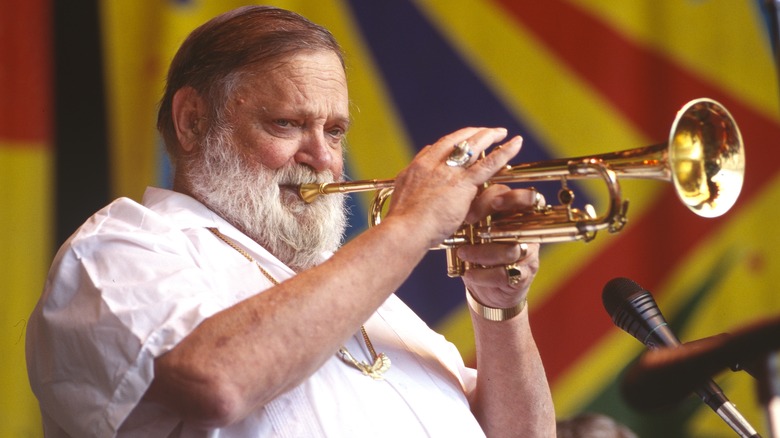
602,277,644,317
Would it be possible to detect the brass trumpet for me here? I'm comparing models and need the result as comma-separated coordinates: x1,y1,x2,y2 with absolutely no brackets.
298,98,745,277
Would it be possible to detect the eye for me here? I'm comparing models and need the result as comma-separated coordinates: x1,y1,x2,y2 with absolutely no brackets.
326,119,349,142
327,126,345,139
274,119,296,128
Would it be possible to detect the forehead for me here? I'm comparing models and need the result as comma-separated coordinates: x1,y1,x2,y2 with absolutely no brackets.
234,51,348,113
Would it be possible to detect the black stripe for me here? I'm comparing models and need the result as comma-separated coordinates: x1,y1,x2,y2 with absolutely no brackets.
54,0,109,245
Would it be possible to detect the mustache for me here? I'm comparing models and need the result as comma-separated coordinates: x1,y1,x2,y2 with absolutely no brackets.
275,166,341,191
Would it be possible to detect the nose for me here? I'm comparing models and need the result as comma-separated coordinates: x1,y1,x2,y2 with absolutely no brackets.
294,131,338,173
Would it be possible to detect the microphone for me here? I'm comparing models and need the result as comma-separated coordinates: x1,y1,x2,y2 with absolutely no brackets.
603,277,760,438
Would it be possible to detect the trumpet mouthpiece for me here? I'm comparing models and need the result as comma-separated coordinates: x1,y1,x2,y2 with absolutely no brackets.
297,183,327,204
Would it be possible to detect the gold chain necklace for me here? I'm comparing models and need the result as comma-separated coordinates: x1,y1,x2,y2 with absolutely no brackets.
207,227,391,380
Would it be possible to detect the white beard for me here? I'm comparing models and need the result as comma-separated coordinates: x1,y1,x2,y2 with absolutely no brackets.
184,131,348,272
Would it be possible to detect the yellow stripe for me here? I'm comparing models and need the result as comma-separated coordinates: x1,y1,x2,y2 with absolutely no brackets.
568,0,780,119
101,0,164,201
0,144,51,437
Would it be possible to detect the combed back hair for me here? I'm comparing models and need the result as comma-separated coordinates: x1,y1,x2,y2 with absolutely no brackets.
156,6,344,161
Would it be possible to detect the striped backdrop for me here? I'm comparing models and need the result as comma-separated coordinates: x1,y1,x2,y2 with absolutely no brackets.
2,1,778,436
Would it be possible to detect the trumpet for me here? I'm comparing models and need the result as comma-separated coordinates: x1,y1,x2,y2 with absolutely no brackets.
298,98,745,277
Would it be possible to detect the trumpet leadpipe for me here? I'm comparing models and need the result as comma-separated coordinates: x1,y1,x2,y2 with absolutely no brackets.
298,178,395,203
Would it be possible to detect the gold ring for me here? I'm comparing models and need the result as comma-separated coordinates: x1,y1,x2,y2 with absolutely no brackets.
505,263,523,287
445,141,473,167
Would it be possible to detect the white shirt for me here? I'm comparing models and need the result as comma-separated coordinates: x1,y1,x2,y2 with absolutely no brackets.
26,187,485,437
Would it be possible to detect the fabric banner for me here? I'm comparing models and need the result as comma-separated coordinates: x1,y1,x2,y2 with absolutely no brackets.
0,0,769,436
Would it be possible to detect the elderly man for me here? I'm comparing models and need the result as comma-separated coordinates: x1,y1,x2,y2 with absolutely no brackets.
26,6,555,437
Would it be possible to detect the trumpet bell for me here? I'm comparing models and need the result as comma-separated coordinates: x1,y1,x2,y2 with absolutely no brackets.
670,98,744,218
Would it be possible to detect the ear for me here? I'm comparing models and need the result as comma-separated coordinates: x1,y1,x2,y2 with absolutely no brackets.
171,86,207,153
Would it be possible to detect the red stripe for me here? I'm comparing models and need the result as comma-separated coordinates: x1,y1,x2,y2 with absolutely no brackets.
0,0,53,145
490,0,780,380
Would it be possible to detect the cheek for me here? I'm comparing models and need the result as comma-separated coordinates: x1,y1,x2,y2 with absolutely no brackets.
232,130,295,171
330,150,345,180
255,149,295,171
332,151,344,175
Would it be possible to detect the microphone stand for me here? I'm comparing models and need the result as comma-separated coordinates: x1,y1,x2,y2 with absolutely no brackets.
622,313,780,437
716,401,762,438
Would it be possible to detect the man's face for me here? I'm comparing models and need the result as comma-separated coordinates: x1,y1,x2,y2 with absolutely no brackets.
184,50,350,271
224,50,349,198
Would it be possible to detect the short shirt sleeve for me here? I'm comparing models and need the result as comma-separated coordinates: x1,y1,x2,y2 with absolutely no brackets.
26,197,268,437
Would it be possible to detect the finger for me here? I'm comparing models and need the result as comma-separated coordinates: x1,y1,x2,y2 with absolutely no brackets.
465,184,511,224
465,186,545,224
464,135,523,183
463,263,532,297
438,128,510,168
464,265,513,289
417,127,484,161
458,241,538,267
490,187,546,212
